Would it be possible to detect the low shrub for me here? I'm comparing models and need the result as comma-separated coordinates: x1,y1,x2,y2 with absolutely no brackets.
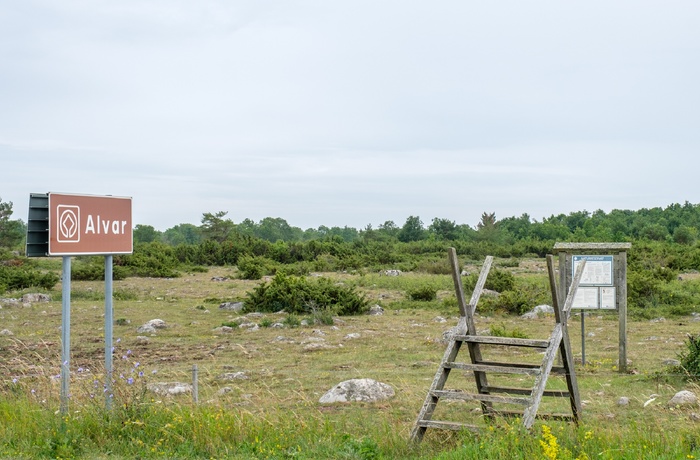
407,285,437,301
0,265,59,294
463,267,515,293
244,273,369,316
237,255,276,280
675,333,700,380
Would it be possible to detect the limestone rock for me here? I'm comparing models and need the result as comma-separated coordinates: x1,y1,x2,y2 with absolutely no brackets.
668,391,698,407
521,305,554,319
219,302,244,312
147,382,193,396
319,378,395,404
21,293,52,303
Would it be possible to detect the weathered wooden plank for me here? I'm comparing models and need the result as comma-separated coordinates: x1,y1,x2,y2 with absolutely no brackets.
618,250,628,373
555,256,584,423
468,255,494,317
449,250,494,416
410,338,463,442
522,324,563,429
444,362,542,376
415,420,481,433
497,410,577,422
455,335,550,349
448,248,470,319
431,390,531,406
484,386,570,398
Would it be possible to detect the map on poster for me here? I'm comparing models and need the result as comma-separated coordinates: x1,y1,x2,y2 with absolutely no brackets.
573,255,613,286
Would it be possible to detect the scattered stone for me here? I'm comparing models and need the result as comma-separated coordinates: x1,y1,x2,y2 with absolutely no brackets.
211,276,229,282
303,342,334,352
521,305,554,319
246,313,263,319
460,270,469,276
0,329,13,336
345,333,361,340
274,336,295,343
137,324,157,334
238,322,257,329
220,372,248,381
618,397,630,406
319,378,395,404
312,329,326,336
147,382,193,396
433,316,447,323
218,387,233,395
219,302,244,312
690,413,700,422
663,359,681,367
587,332,596,338
368,305,384,316
381,270,402,276
651,317,666,323
214,326,234,334
481,289,500,297
136,336,150,345
21,293,52,303
145,319,167,329
271,322,284,328
668,391,698,407
0,298,21,308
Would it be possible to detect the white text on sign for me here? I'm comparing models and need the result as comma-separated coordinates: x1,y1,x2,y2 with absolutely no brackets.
85,215,129,235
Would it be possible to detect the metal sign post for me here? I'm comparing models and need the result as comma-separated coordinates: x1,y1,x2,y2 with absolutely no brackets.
105,255,114,410
60,257,71,415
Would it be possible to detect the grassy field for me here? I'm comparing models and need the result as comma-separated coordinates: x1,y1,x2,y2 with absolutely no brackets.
1,258,699,458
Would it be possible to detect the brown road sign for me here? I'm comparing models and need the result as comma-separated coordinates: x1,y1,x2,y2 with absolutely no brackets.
48,193,133,255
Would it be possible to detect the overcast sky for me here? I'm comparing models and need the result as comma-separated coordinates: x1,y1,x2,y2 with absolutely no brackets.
2,1,699,231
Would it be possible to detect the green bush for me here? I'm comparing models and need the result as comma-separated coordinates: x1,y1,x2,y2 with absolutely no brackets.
463,267,515,293
237,255,275,280
407,285,437,301
119,242,180,278
489,323,529,339
675,334,700,380
244,273,369,316
72,258,129,281
0,265,59,294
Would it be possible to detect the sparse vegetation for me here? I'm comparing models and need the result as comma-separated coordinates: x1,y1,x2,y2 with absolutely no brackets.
4,200,700,457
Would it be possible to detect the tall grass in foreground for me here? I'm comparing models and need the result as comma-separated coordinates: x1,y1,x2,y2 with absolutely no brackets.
1,385,699,459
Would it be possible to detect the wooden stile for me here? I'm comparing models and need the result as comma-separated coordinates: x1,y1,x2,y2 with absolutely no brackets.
410,250,585,442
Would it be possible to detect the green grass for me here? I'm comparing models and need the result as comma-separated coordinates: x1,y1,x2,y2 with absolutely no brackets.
2,263,700,458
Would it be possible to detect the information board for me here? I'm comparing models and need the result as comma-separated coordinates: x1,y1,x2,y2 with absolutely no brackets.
572,255,613,286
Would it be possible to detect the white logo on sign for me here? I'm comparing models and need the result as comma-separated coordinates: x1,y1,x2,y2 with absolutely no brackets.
57,205,80,243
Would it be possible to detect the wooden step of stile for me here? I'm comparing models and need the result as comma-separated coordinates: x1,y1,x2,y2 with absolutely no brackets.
430,390,531,406
443,362,542,376
454,335,550,349
415,419,480,433
496,410,577,422
484,386,570,398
